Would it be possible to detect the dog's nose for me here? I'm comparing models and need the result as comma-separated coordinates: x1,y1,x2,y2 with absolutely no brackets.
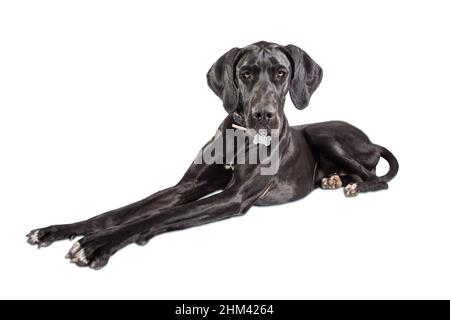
253,111,273,122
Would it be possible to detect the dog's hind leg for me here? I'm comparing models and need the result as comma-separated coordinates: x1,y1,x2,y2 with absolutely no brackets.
324,152,388,197
320,173,363,192
305,121,398,198
305,125,393,197
324,152,389,197
320,172,375,197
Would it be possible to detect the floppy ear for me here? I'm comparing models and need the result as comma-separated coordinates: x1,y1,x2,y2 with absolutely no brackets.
207,47,241,114
284,44,323,110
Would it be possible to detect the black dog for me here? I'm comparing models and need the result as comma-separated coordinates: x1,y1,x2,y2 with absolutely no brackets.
27,41,398,269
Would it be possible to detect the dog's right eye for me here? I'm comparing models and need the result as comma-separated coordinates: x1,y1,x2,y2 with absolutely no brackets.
240,71,252,80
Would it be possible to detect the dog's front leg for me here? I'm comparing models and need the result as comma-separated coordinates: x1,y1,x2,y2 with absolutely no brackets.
67,169,273,269
26,163,230,247
26,127,233,247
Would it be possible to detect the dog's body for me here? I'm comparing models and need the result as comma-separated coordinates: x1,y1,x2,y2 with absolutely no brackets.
27,41,398,269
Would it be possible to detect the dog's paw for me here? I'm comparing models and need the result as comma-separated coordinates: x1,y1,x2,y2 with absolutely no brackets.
26,229,42,245
27,225,77,247
66,240,110,270
66,231,128,270
344,183,359,197
321,175,342,189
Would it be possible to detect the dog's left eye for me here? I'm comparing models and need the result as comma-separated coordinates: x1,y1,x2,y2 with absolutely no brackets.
276,70,287,79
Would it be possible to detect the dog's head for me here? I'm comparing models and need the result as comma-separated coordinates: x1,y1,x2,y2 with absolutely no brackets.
207,41,322,131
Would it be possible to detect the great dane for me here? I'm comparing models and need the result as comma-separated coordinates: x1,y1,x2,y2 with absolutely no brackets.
27,41,399,269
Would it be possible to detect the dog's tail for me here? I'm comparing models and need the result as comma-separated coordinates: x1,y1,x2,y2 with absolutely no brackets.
375,144,399,183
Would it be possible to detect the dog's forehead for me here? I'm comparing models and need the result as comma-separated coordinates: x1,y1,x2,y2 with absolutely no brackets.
238,45,289,69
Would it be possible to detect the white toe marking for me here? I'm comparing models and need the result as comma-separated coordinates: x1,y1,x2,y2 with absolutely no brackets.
76,249,88,264
71,248,88,265
69,242,81,255
321,175,342,189
28,230,40,243
344,183,359,197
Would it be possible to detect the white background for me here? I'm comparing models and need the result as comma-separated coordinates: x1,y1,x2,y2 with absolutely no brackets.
1,0,449,299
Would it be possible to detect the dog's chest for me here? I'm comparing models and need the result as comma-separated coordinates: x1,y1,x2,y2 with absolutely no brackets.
255,138,316,206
